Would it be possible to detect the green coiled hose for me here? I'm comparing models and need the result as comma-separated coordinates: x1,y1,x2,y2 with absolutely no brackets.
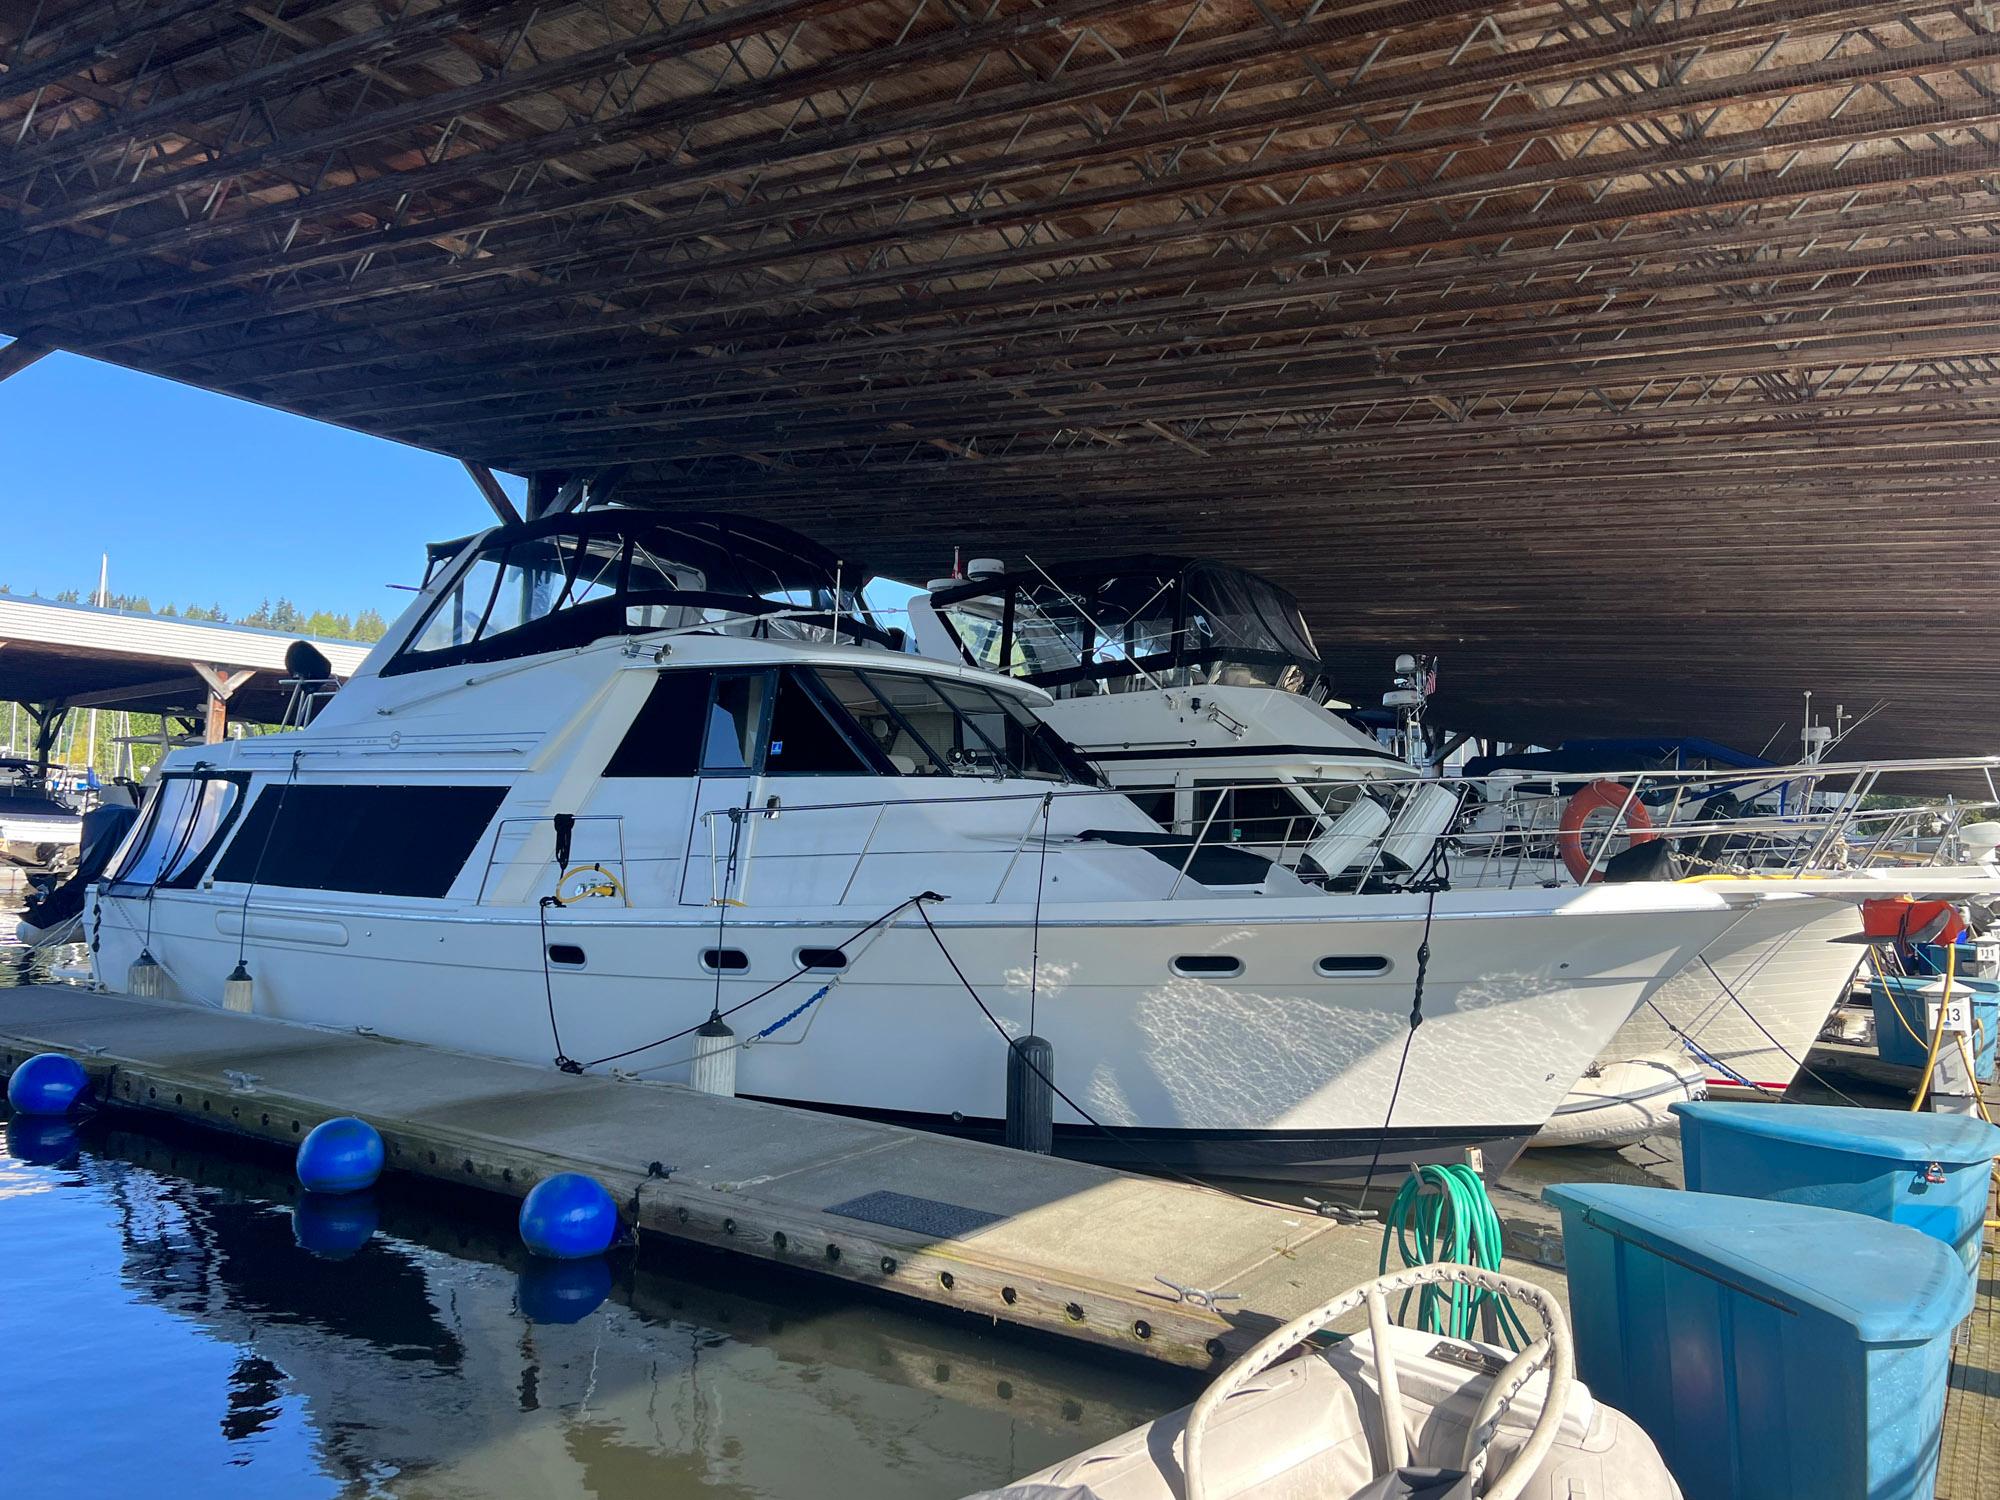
1378,1162,1530,1350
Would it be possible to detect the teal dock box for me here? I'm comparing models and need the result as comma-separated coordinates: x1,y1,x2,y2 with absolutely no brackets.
1868,972,1998,1079
1544,1183,1972,1500
1673,1101,2000,1272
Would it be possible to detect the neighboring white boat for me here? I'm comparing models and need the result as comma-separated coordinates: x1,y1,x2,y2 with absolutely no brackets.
13,798,141,948
1597,894,1866,1096
910,558,2000,1137
912,557,1403,828
83,510,1759,1184
0,757,82,869
966,1262,1681,1500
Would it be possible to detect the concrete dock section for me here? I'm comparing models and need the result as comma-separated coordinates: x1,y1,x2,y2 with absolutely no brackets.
0,983,1561,1369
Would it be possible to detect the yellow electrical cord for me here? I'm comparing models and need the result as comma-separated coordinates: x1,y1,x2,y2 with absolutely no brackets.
552,863,625,906
1908,943,1954,1112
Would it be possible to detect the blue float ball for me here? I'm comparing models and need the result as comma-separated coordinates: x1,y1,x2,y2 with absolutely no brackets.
6,1052,89,1116
517,1256,613,1324
295,1116,385,1195
5,1117,82,1166
293,1192,379,1260
518,1172,619,1259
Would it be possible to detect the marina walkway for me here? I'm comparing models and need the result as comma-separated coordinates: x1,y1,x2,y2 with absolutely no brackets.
0,983,1562,1369
1938,1170,1999,1500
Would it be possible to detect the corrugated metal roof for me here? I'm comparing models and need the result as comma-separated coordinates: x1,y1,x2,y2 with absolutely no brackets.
2,0,1996,756
0,595,373,720
0,596,373,674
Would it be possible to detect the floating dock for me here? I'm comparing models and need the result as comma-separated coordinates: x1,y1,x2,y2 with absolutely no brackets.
1937,1165,2000,1499
0,982,1560,1370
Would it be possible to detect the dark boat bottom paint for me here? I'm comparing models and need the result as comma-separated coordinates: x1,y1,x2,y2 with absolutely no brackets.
742,1096,1538,1186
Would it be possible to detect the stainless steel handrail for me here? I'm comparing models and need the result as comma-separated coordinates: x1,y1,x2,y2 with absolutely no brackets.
685,755,1996,905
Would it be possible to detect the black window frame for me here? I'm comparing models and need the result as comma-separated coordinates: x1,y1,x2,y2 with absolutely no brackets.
700,669,773,776
101,769,250,898
762,668,886,777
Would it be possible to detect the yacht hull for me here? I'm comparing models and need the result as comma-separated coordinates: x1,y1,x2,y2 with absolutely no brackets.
89,886,1737,1184
1594,896,1864,1093
782,1099,1538,1183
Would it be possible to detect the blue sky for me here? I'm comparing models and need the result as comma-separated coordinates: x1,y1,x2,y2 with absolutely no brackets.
1,344,517,620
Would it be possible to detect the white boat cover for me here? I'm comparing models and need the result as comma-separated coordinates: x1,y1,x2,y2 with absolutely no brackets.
965,1323,1680,1500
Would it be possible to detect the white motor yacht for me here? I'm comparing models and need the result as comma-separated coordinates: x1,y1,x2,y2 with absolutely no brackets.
87,511,1764,1182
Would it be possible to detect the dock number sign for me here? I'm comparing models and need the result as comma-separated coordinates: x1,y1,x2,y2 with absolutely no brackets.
1936,995,1974,1036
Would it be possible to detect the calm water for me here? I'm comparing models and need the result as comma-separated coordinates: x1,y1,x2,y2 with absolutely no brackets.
0,891,1191,1500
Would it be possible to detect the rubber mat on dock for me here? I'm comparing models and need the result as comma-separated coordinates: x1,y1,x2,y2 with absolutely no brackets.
827,1190,1003,1239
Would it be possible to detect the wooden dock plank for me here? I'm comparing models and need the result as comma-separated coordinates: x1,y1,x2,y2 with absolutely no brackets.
1936,1171,1999,1500
2,982,1552,1370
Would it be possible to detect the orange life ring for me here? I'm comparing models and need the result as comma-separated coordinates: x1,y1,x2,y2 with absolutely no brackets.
1558,780,1657,883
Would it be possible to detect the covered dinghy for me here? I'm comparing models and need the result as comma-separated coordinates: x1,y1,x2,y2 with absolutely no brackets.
964,1265,1679,1500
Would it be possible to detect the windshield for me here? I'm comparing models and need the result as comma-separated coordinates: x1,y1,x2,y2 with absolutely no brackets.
393,512,890,674
813,668,1094,783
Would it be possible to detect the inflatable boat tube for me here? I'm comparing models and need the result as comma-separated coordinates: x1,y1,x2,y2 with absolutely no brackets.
1527,1052,1707,1150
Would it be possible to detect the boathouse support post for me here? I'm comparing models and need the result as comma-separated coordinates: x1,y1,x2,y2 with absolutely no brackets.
189,664,255,745
524,471,585,520
26,703,69,778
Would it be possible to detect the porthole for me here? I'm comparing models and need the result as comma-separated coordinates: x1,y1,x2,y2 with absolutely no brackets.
1171,954,1243,979
795,947,848,972
701,948,750,973
1315,955,1392,978
548,943,586,966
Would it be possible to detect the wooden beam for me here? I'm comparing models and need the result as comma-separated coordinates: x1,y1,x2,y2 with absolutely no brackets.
0,338,50,382
63,675,212,710
189,664,256,745
462,459,520,525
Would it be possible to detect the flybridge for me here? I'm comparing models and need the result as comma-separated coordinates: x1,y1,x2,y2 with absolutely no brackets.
924,557,1327,699
391,509,898,674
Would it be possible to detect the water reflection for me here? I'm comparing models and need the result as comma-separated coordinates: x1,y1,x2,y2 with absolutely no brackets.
0,1110,1186,1499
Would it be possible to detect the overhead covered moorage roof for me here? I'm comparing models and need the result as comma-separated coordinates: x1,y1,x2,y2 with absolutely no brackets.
2,0,1997,756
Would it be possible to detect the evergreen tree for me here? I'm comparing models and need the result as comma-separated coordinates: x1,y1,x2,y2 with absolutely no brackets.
242,598,274,628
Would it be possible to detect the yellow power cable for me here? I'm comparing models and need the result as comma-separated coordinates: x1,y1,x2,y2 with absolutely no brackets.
1908,943,1955,1112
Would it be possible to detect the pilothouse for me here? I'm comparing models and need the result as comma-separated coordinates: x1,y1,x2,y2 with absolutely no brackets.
86,508,1765,1182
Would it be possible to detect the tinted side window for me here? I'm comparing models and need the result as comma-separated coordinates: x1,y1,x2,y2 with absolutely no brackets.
603,671,710,777
213,784,505,897
1195,783,1307,844
765,670,872,775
